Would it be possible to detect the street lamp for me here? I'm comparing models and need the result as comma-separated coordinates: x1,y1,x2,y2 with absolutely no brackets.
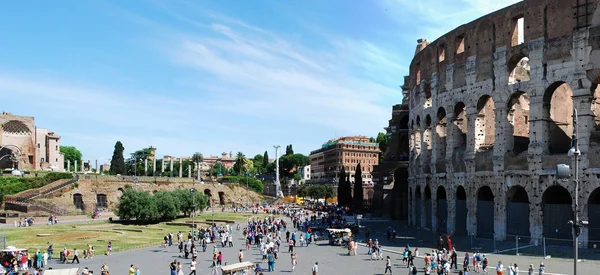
556,108,588,275
190,187,196,239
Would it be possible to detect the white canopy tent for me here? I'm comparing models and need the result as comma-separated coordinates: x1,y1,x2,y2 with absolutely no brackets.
42,268,80,275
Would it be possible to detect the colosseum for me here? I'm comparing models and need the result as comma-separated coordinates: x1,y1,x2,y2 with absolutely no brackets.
372,0,600,247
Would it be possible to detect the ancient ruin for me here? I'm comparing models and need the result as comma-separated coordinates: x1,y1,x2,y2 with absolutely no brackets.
374,0,600,247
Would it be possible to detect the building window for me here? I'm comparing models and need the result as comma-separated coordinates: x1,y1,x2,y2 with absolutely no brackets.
37,143,40,149
56,158,58,162
41,158,45,163
55,145,58,151
439,44,446,62
456,34,465,54
512,16,525,46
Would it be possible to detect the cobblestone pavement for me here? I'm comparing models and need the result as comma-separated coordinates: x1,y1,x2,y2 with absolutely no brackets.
37,216,599,274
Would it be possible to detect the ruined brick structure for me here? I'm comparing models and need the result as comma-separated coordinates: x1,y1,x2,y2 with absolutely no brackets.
406,0,600,247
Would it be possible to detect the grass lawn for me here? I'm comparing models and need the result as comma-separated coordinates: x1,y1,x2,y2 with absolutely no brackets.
3,212,282,254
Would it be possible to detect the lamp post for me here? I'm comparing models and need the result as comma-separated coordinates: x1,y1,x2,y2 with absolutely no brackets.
190,187,196,237
557,108,588,275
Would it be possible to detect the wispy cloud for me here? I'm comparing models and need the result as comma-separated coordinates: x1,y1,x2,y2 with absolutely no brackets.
0,2,405,159
379,0,522,42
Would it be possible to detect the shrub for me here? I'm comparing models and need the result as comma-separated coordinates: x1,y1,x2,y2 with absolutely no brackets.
115,188,208,223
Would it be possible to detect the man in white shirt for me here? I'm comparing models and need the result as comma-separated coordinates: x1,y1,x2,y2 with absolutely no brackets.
312,262,318,275
496,261,504,275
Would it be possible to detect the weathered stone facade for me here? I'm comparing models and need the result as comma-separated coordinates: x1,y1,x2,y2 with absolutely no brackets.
0,112,64,171
406,0,600,247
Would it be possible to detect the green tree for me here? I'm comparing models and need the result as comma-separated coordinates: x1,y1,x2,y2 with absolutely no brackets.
173,189,208,216
109,141,126,175
115,188,157,221
376,132,389,159
210,162,225,177
191,152,204,178
285,145,294,155
153,191,179,220
337,166,348,206
252,154,265,174
353,163,364,212
297,186,307,198
279,153,310,178
263,151,269,172
293,172,302,181
233,152,246,175
60,146,82,170
308,185,326,200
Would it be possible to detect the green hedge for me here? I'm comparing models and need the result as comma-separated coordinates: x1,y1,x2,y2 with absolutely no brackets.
221,176,264,193
0,172,73,196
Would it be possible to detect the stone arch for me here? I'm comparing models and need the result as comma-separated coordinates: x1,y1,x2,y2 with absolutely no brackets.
422,114,433,173
588,187,600,247
507,54,530,85
542,185,573,241
452,102,467,172
506,185,530,240
416,116,421,127
435,108,447,173
436,185,447,233
73,193,83,210
1,120,31,135
455,186,467,236
218,191,225,206
415,185,422,227
507,91,530,154
476,186,494,238
96,194,108,209
204,189,212,206
424,185,432,229
476,95,495,148
392,168,409,220
543,82,573,154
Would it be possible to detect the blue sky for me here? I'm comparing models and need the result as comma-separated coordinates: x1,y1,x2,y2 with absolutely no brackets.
0,0,520,161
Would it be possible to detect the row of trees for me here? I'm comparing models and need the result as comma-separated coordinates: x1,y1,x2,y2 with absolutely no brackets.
116,188,208,222
337,163,364,212
297,184,334,201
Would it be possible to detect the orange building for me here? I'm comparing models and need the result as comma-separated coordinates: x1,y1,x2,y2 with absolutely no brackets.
308,136,380,186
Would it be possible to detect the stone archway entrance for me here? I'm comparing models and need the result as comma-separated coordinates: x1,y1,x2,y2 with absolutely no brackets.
455,186,467,236
424,186,432,229
204,189,212,206
96,194,108,209
415,186,421,227
588,187,600,248
542,185,573,243
73,193,83,210
218,191,225,206
477,186,494,239
436,186,447,234
506,186,530,241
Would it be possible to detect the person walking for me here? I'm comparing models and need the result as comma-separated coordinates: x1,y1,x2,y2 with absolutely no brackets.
496,261,504,275
169,259,177,275
177,261,184,275
384,256,393,274
291,252,297,272
129,264,135,275
312,262,318,275
71,248,80,264
189,258,196,275
238,249,243,263
538,262,545,275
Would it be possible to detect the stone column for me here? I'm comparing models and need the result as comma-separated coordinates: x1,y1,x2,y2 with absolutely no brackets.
529,176,543,245
465,112,478,173
153,158,157,176
494,184,507,241
188,165,191,178
466,183,477,237
169,160,174,177
493,106,509,172
95,160,98,173
161,159,165,174
447,185,456,235
67,160,71,172
419,186,426,228
445,113,456,173
144,159,148,175
81,161,84,172
179,159,183,178
431,183,438,232
74,160,78,173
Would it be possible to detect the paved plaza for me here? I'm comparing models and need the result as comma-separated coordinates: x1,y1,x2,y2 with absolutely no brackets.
37,216,599,274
